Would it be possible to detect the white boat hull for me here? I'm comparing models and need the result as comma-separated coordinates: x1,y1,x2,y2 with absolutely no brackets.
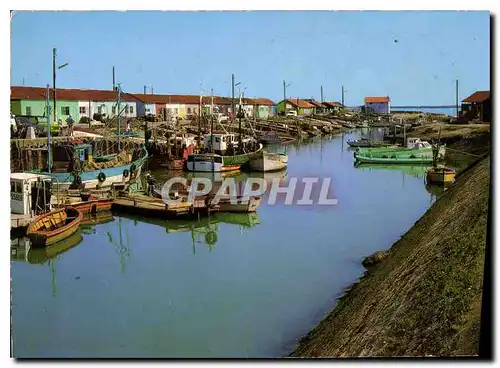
186,161,239,172
249,153,288,172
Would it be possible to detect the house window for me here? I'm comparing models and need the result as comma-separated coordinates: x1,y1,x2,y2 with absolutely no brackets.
174,108,178,114
98,106,102,114
125,106,129,114
61,106,70,115
187,107,192,114
112,106,116,114
129,106,133,114
25,106,31,116
79,106,86,114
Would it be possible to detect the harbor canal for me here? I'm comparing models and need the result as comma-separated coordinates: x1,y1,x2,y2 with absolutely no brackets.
11,129,442,358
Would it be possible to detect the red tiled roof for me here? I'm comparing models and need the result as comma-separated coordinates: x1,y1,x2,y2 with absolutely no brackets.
11,86,140,102
304,99,325,108
282,99,315,108
364,96,390,103
462,91,490,103
247,98,275,106
323,101,343,108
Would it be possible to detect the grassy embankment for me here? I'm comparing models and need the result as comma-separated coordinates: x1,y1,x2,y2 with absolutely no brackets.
291,144,490,357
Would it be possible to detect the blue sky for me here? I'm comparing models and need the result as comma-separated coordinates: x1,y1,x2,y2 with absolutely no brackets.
11,11,490,106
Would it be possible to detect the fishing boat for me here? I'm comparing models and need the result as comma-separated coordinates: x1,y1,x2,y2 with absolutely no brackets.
27,84,148,190
248,151,288,172
353,154,435,165
354,138,446,165
27,206,83,248
29,143,149,190
186,143,263,172
426,141,456,184
356,138,445,157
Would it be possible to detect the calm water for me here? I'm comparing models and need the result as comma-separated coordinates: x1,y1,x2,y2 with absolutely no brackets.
11,129,442,358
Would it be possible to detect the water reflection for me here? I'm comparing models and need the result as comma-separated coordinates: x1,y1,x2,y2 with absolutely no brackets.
120,212,260,254
11,212,114,266
354,163,429,179
106,216,131,274
11,230,84,265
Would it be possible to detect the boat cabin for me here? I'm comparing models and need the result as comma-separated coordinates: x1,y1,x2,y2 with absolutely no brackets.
406,138,432,149
203,132,238,152
11,173,53,215
51,143,94,172
73,144,93,162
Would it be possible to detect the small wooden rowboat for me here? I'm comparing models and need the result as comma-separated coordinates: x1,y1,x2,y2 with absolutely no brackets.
426,166,456,184
69,198,114,214
27,207,83,248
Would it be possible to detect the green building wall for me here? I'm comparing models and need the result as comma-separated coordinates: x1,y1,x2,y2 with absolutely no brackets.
11,99,79,122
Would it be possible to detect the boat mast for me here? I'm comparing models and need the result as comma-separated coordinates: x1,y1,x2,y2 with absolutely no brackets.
198,94,202,150
46,84,52,173
238,90,242,151
117,83,122,151
210,88,214,154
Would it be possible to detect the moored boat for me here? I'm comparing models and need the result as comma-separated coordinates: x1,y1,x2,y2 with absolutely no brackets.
248,151,288,172
426,166,456,184
186,153,241,172
27,206,83,248
67,198,114,214
28,144,149,190
186,131,263,172
353,154,435,165
355,138,446,158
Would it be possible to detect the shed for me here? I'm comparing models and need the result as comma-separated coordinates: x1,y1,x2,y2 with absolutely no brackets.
460,91,491,123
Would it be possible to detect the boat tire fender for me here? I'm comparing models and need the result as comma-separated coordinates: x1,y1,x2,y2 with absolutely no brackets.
123,169,130,178
74,175,82,185
98,172,106,183
130,163,137,173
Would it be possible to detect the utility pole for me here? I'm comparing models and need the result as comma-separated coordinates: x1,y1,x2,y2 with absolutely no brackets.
113,66,116,90
341,85,345,106
231,73,235,123
143,85,146,95
283,80,287,115
53,48,57,122
320,85,324,103
455,79,459,118
46,84,52,173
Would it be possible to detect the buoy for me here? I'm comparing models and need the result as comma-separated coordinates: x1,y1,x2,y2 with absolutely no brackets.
97,172,106,183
